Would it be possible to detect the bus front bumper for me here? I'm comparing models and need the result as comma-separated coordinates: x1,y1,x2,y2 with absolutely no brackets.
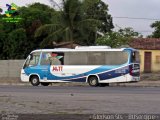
20,69,29,82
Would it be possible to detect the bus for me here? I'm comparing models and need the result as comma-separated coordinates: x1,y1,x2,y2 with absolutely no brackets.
20,46,140,87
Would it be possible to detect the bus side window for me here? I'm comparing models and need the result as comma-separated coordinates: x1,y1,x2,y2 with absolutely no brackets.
64,52,88,65
40,52,64,65
50,52,64,65
105,51,128,65
50,57,61,65
40,53,50,65
88,52,105,65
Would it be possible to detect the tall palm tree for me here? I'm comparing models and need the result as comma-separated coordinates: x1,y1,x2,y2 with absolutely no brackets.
35,0,101,47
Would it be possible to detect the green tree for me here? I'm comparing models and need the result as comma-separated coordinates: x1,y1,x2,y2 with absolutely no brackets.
0,24,6,59
83,0,113,33
19,3,55,28
0,3,56,59
75,0,113,45
4,28,27,59
96,27,142,48
118,27,141,38
0,1,113,59
35,0,103,47
18,3,56,50
149,21,160,38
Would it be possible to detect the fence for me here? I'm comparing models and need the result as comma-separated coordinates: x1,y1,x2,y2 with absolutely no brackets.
0,60,25,83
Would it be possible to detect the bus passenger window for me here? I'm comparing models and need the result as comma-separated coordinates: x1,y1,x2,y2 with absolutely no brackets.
40,52,64,65
51,52,64,65
105,51,128,65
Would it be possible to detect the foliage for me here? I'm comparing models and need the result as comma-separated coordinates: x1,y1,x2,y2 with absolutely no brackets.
0,1,113,59
76,0,113,45
83,0,113,33
0,3,56,59
118,27,141,38
96,27,142,48
149,21,160,38
0,24,6,59
3,28,27,59
35,0,87,47
35,0,113,47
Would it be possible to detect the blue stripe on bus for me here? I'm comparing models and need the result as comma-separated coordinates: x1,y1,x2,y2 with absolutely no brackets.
24,64,130,82
61,77,86,82
46,65,126,80
48,65,130,82
98,65,130,80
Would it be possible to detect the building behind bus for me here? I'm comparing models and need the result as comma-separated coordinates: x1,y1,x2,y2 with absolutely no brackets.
130,38,160,73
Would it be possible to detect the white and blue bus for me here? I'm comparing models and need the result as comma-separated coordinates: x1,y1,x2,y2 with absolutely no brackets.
21,46,140,87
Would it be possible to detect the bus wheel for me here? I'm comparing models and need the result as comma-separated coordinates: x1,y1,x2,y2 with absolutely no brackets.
88,76,99,87
30,76,40,86
99,83,109,87
41,82,50,86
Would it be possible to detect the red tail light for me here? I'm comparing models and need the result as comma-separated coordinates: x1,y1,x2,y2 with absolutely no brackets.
129,65,133,76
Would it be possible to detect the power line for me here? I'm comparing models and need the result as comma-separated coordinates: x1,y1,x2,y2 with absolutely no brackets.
113,16,160,21
114,24,153,34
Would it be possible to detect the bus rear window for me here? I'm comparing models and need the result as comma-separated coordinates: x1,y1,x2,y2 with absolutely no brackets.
131,51,140,63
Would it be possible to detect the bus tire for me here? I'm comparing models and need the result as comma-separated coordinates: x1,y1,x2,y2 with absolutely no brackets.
99,83,109,87
30,76,40,86
88,76,99,87
41,82,50,86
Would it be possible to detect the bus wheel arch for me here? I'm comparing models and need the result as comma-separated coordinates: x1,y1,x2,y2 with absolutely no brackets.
29,74,40,86
87,75,99,87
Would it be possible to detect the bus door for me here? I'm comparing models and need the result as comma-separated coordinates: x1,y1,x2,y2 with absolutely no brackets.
39,52,52,80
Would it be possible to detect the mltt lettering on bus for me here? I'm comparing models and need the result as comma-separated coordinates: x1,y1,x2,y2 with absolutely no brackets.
52,66,63,71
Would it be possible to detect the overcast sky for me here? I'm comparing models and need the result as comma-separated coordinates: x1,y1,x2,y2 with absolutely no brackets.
1,0,160,37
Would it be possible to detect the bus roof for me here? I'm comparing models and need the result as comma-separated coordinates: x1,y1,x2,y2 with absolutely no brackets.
31,47,137,53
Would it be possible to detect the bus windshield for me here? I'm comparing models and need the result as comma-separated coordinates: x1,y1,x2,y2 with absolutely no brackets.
23,52,40,68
